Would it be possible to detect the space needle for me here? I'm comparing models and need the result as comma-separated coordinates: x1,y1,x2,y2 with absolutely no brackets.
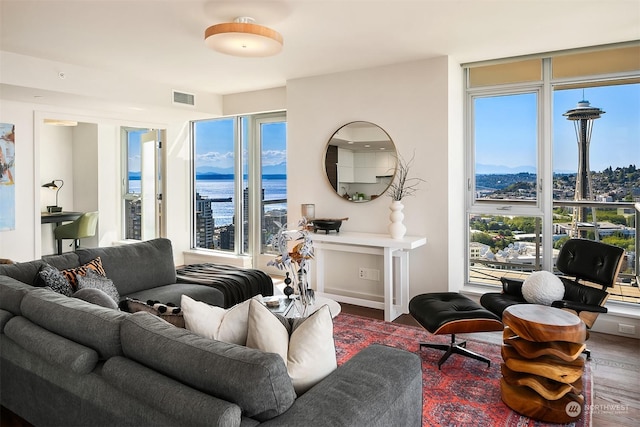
562,99,605,238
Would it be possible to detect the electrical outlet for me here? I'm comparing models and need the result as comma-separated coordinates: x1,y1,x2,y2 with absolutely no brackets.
618,324,636,335
358,267,380,281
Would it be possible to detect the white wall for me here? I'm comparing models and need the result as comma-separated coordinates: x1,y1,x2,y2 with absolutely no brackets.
287,57,453,300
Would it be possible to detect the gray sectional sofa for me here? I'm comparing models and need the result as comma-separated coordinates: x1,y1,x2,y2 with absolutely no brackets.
0,239,423,426
0,238,226,307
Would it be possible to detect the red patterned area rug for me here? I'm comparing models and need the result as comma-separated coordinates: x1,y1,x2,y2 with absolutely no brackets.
332,313,592,427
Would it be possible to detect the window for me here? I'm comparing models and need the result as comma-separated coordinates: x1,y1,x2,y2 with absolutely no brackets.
472,92,539,203
122,127,164,240
191,112,287,266
465,44,640,305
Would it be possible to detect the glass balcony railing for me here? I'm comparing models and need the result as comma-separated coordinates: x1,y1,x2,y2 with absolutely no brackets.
469,201,639,305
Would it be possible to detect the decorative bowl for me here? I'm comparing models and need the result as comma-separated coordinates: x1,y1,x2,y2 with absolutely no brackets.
312,218,348,233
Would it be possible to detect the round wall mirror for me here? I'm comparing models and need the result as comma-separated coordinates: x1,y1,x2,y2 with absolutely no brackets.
324,121,397,202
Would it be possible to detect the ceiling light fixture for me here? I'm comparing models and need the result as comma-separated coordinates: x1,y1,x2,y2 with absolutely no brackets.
204,17,283,57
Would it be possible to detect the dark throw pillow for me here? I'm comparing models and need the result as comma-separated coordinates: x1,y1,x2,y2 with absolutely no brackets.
38,264,73,296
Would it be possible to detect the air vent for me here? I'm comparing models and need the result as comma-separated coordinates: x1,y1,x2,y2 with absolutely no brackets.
173,90,195,106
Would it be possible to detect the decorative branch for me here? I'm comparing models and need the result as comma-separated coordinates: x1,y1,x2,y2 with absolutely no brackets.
387,151,425,201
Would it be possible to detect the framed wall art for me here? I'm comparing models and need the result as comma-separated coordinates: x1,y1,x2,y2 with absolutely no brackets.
0,122,16,231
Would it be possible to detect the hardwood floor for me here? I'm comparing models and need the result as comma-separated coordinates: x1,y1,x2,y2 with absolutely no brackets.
340,303,640,427
2,303,638,427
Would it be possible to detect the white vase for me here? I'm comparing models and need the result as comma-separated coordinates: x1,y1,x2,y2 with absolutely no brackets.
388,200,406,239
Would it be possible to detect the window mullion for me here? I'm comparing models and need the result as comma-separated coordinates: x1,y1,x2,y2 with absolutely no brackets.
541,58,554,271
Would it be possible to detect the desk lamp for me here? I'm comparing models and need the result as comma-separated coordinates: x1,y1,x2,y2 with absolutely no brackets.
42,179,64,213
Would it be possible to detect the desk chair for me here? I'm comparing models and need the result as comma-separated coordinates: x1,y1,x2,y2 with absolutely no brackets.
54,211,98,254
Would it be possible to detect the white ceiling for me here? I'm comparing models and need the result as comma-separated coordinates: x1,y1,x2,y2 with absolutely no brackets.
1,0,639,97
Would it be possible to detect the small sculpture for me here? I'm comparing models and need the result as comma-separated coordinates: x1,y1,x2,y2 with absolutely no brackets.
283,272,295,299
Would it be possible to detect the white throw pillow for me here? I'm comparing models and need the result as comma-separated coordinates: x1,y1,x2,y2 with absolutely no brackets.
522,271,565,306
181,295,260,345
245,298,337,395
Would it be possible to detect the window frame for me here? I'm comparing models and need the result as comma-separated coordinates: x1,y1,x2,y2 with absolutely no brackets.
190,111,287,268
464,46,640,308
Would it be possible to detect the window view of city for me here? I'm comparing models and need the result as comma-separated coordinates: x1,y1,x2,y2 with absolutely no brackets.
192,116,287,254
469,81,639,304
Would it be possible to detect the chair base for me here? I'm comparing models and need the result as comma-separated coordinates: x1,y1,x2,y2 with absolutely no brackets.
57,239,79,255
419,334,491,369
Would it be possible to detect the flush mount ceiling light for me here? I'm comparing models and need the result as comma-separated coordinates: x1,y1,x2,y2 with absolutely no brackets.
204,17,283,57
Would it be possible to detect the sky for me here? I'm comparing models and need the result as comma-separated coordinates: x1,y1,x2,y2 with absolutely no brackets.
193,118,287,174
129,84,638,177
475,82,640,174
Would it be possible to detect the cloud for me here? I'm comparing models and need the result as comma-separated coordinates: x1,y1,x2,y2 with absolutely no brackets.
262,149,286,166
197,151,234,167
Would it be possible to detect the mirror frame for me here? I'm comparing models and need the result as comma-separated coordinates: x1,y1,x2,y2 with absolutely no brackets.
323,121,397,202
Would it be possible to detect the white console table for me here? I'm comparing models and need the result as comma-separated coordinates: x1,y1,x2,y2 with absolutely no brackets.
309,231,426,321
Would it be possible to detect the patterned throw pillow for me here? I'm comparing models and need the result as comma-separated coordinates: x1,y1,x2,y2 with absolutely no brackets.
61,257,107,291
126,298,185,328
38,264,73,296
76,269,120,304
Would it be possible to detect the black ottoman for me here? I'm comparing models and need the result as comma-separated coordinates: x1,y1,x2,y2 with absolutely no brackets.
409,292,503,369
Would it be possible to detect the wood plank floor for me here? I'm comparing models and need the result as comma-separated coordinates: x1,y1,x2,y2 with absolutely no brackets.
340,303,640,427
2,303,638,427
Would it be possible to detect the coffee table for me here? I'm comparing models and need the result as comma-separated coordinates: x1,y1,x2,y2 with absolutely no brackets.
264,295,341,318
500,304,587,424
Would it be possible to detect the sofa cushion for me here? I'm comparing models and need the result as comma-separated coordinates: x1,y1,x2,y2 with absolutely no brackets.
41,252,81,271
120,311,296,421
0,308,14,331
103,356,242,427
0,259,47,285
246,299,337,395
38,264,73,296
4,316,99,374
181,294,257,345
76,269,120,304
20,287,127,359
60,257,107,291
77,238,176,295
0,276,32,315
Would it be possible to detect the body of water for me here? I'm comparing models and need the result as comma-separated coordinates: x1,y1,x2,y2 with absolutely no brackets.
129,177,286,227
196,178,286,226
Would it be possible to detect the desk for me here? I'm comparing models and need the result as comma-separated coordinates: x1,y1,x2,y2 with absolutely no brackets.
41,211,82,225
310,231,426,321
41,212,82,254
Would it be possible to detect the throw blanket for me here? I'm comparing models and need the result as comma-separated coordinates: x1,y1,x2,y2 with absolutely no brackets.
176,263,274,308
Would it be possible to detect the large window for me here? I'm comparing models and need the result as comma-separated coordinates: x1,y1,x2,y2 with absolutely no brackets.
191,113,287,265
465,44,640,305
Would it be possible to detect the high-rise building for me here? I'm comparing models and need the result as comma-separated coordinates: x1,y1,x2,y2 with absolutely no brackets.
195,192,215,248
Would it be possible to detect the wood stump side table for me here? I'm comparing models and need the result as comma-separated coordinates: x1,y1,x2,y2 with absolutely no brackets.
500,304,587,424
